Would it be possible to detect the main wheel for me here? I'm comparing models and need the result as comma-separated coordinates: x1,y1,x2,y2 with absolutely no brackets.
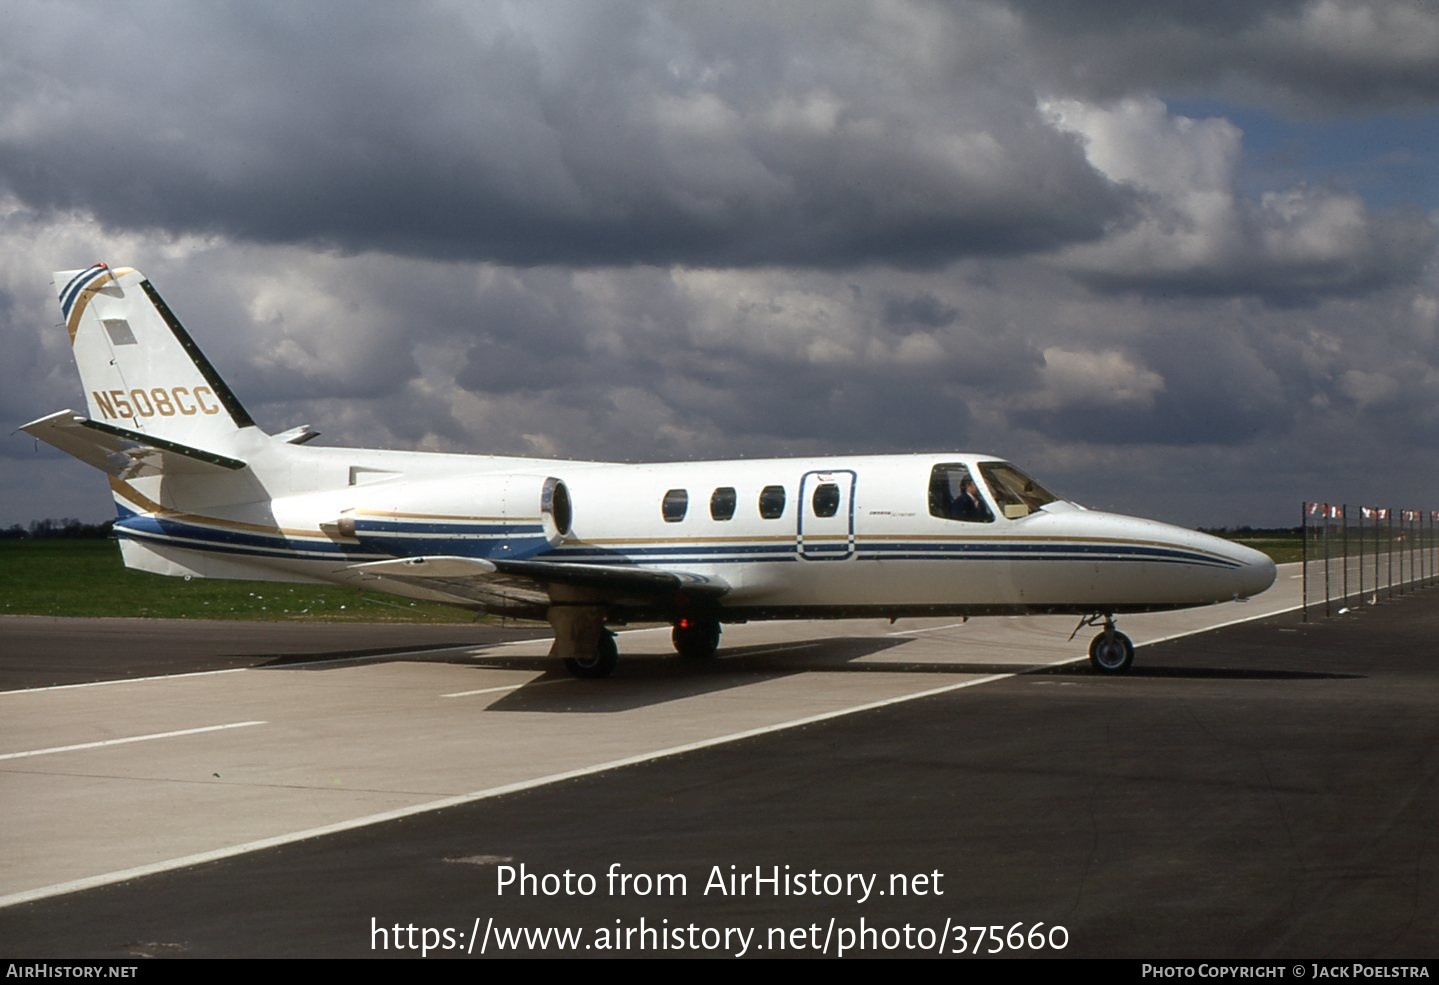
1088,630,1135,674
564,631,619,679
672,617,722,660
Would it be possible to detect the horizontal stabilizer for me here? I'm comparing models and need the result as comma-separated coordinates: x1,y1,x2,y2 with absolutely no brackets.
19,410,246,477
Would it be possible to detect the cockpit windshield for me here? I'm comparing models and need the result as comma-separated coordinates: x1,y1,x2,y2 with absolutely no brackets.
978,462,1060,517
929,461,1062,522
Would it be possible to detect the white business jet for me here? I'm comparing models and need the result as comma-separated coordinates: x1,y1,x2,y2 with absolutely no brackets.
23,264,1275,678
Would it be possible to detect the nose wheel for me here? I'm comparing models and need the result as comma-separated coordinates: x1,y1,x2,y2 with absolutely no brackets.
1074,613,1135,674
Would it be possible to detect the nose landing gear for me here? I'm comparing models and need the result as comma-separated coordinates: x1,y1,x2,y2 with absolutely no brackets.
1072,613,1135,674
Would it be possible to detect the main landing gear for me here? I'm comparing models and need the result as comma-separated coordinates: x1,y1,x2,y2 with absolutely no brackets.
549,604,620,679
548,607,724,679
563,630,618,679
672,616,722,660
1073,613,1135,674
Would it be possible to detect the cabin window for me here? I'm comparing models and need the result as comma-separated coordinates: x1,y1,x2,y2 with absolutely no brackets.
710,486,737,521
758,484,787,519
662,488,689,523
928,464,993,523
812,483,841,518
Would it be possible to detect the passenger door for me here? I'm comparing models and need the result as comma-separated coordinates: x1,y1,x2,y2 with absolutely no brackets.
797,470,856,561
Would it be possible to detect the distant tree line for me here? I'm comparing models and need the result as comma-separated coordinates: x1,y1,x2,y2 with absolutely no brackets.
1,518,114,540
1199,526,1302,537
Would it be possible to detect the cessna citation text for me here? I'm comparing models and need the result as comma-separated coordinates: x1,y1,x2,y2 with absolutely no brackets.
24,264,1276,678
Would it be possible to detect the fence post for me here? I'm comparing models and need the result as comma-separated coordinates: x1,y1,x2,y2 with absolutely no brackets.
1388,509,1395,600
1301,501,1309,622
1342,504,1349,605
1323,506,1332,617
1358,506,1365,604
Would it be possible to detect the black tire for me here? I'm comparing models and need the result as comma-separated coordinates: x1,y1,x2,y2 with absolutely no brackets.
1088,631,1135,674
671,617,722,660
564,631,619,679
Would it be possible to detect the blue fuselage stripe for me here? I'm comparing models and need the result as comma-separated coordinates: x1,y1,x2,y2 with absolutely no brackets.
113,512,1239,572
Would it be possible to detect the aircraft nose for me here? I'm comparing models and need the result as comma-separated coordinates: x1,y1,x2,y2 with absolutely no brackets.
1226,541,1277,599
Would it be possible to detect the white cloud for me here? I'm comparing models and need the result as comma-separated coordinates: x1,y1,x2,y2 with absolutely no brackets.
1028,347,1166,411
1043,96,1432,298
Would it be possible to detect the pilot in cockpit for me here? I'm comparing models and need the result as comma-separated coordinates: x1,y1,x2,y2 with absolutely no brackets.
951,476,992,521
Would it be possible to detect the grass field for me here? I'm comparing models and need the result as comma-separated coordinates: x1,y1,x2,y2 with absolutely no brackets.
1222,536,1304,564
0,539,475,622
0,534,1303,622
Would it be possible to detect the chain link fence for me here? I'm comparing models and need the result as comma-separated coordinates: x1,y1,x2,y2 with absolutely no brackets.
1302,503,1439,619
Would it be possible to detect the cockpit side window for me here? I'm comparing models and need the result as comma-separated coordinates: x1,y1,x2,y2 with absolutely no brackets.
978,462,1059,519
928,464,993,523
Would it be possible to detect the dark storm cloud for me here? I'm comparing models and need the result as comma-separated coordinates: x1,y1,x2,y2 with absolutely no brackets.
881,292,960,329
1010,0,1439,114
0,1,1127,268
1067,203,1436,305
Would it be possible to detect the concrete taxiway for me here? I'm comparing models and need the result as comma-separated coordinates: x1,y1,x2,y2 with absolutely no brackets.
2,563,1437,958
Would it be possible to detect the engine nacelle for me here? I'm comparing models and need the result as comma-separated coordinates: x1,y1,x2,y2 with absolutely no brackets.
338,474,572,560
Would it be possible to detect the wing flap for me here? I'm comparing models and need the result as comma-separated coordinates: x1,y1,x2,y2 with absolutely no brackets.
350,555,730,613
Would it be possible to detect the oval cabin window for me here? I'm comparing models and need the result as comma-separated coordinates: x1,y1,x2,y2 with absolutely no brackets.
662,488,689,523
758,484,786,519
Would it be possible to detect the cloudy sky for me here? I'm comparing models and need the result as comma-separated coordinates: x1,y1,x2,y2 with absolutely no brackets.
3,0,1437,528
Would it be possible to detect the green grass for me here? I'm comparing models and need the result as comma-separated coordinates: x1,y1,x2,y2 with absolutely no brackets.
1222,535,1304,564
0,539,476,622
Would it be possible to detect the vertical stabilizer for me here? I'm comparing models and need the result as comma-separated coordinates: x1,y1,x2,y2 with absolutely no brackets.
55,264,261,448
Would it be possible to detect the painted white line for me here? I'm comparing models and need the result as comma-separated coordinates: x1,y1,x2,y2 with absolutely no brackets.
0,721,266,761
0,667,249,696
722,642,820,659
490,624,669,649
1033,600,1308,672
1,641,526,693
885,621,970,637
442,680,566,698
1135,600,1307,649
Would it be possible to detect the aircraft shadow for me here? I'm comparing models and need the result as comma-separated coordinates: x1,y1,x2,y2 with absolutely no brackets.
248,637,1360,714
476,637,1075,713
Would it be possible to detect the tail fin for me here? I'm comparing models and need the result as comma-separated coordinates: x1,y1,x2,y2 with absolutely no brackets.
55,264,261,448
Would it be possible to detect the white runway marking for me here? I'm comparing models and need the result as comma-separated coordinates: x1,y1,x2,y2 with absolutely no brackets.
442,680,566,698
0,720,267,761
0,667,248,696
885,621,970,637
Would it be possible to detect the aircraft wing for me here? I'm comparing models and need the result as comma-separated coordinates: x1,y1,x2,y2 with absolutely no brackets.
19,410,245,477
349,555,730,615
